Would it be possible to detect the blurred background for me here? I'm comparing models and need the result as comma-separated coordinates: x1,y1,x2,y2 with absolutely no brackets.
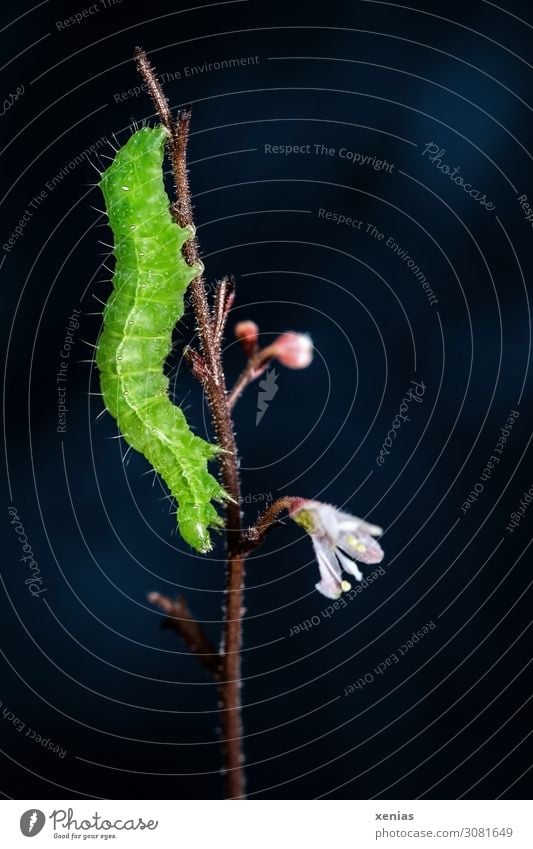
1,0,532,799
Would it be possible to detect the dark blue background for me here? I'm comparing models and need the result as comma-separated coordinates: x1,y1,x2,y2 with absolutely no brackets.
1,0,532,799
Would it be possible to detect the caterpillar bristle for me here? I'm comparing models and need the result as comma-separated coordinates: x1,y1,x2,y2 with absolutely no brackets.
87,159,103,176
159,491,174,504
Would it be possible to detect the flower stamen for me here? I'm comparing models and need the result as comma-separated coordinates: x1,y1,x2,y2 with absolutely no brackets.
346,533,366,553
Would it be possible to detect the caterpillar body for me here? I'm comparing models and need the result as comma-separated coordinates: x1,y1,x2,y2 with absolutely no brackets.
96,125,225,552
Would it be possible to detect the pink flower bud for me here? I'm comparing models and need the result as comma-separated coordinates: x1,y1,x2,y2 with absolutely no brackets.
234,320,259,355
271,332,313,369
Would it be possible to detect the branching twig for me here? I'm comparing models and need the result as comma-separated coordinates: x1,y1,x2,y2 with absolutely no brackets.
228,348,276,410
148,592,219,678
229,330,313,409
243,496,297,552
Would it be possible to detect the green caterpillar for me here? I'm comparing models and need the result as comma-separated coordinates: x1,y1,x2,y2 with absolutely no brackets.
96,125,225,552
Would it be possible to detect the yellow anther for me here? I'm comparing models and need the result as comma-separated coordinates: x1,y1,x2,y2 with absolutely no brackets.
346,534,366,553
341,580,351,592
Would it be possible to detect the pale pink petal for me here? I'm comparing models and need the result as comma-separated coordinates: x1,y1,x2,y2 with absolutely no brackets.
356,520,383,537
336,550,363,581
314,545,343,599
338,531,384,564
337,512,382,537
315,503,345,543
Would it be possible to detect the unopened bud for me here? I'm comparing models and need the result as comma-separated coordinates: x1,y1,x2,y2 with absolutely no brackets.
234,320,259,356
271,332,313,369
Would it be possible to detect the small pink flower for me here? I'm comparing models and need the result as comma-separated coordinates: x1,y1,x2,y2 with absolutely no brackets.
270,332,313,369
290,499,384,599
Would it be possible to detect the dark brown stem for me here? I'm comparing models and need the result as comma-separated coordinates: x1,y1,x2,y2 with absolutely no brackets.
243,496,297,552
134,48,174,134
218,552,245,795
136,48,246,799
148,593,219,678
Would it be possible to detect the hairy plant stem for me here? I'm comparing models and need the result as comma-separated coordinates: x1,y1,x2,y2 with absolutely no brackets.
228,348,275,410
135,48,246,799
243,497,297,551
